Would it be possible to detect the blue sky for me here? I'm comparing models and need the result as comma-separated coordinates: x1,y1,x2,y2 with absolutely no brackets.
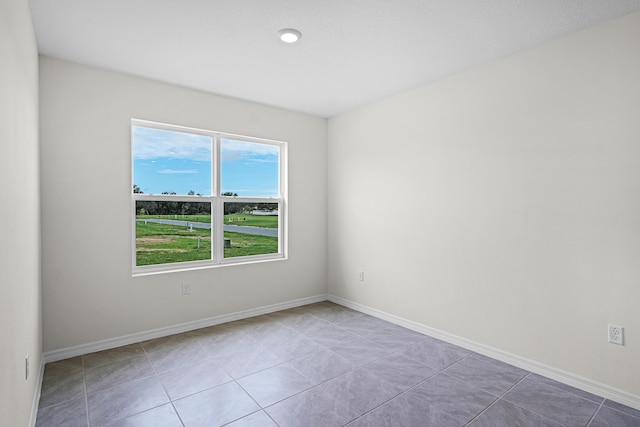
133,126,279,197
220,138,279,197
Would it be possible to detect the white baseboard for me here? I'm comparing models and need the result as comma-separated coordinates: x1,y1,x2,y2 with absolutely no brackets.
39,292,639,411
29,359,45,427
328,294,640,411
43,294,327,363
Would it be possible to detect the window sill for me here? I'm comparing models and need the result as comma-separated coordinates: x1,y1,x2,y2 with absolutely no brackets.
132,255,287,277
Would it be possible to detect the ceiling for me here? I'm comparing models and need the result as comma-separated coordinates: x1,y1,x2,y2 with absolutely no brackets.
29,0,640,118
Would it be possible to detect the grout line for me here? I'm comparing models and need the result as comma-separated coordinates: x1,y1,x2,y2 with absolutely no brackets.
346,364,443,424
263,409,281,427
600,402,640,421
171,400,187,427
442,351,476,371
347,343,460,423
240,308,418,424
233,379,262,408
463,372,531,426
140,341,186,427
527,373,606,405
585,399,605,427
82,356,90,427
498,373,589,427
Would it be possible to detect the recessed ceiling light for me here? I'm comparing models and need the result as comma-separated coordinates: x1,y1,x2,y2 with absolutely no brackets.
278,28,302,44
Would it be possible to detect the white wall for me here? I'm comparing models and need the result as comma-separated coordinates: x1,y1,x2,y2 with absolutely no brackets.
328,11,640,398
0,0,42,424
39,57,327,351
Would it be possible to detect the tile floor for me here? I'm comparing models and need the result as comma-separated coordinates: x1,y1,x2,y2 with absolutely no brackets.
36,301,640,427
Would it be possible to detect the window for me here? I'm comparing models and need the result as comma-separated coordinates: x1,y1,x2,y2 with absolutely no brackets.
132,119,286,273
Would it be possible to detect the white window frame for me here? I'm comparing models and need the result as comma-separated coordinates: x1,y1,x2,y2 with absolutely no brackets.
131,119,287,275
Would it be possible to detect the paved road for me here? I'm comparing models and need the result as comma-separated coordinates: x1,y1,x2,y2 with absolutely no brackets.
223,224,278,237
138,218,278,237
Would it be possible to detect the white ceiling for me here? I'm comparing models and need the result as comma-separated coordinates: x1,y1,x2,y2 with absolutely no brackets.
29,0,640,118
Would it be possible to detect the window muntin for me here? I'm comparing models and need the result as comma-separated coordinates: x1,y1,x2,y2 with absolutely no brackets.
132,120,286,273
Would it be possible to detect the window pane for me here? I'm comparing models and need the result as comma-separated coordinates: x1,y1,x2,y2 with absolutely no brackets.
133,126,212,196
224,202,279,258
135,201,211,266
221,139,279,197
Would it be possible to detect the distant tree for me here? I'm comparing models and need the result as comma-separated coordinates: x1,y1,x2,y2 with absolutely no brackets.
133,189,211,217
224,201,257,215
222,192,239,215
136,200,157,215
255,202,277,212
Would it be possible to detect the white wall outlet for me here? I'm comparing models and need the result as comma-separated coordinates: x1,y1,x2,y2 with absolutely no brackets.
25,354,29,381
181,283,191,295
608,324,624,346
358,271,365,281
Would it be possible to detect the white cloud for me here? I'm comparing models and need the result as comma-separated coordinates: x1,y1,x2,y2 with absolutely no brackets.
221,138,279,162
246,157,278,164
133,126,212,161
158,169,199,174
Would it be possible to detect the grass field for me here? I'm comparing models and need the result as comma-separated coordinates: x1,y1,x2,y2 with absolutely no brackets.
223,231,278,258
224,214,277,228
135,222,277,266
136,214,277,228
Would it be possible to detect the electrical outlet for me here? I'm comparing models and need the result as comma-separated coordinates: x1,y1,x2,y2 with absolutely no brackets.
608,325,624,346
358,271,365,281
181,283,191,295
25,354,29,381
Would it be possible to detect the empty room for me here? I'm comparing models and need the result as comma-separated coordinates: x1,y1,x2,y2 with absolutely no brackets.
2,0,639,426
